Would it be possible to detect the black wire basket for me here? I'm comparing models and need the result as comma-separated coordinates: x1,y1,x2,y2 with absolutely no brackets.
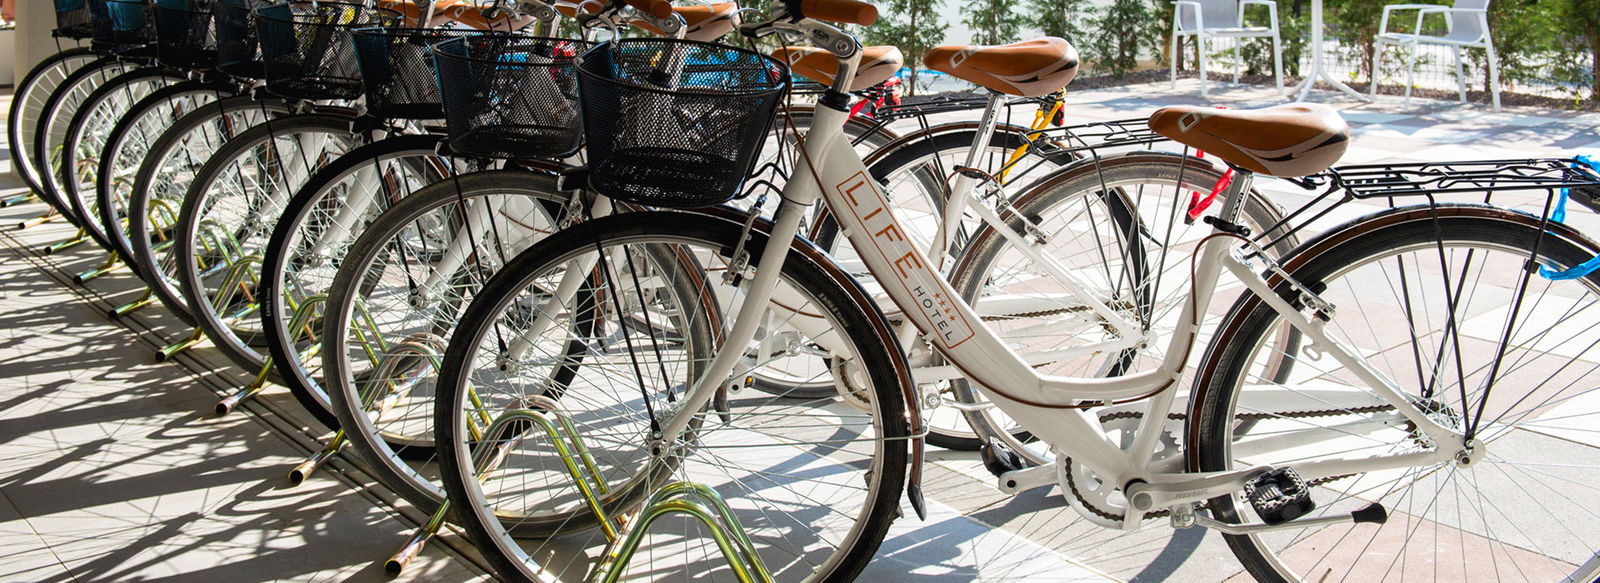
432,35,592,160
101,0,160,58
153,0,217,71
353,27,499,120
55,0,96,39
213,0,273,79
576,39,789,209
256,2,400,101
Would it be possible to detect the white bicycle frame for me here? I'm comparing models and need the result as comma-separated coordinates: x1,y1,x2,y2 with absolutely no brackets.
644,17,1471,530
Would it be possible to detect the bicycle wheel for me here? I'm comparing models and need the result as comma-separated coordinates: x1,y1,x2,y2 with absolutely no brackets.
61,68,185,252
97,82,236,277
8,48,100,201
321,170,574,506
260,134,471,431
949,152,1294,463
175,114,359,373
1193,204,1600,582
434,210,909,582
33,58,139,221
128,96,285,325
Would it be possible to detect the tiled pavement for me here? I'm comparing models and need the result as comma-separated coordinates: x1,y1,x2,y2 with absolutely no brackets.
1,78,1596,582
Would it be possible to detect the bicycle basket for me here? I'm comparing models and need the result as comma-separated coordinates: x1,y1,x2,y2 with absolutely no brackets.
432,35,592,160
153,0,217,71
55,0,96,39
103,0,160,58
213,0,273,79
353,27,497,120
256,2,400,101
576,39,788,208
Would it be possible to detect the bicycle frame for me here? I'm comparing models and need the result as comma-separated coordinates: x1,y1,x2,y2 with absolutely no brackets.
649,20,1469,529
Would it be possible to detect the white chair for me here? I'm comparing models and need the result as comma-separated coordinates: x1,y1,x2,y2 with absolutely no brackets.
1372,0,1501,111
1170,0,1285,97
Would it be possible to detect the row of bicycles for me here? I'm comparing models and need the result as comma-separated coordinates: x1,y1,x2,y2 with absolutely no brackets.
9,0,1600,580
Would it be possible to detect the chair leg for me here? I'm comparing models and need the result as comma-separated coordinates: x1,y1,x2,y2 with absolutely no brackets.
1404,41,1417,108
1485,40,1502,111
1271,32,1284,95
1452,46,1468,103
1171,32,1180,89
1232,38,1241,85
1198,34,1209,97
1371,39,1384,100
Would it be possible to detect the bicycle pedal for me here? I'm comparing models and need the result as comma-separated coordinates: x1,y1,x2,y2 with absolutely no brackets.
1244,467,1315,525
979,441,1031,478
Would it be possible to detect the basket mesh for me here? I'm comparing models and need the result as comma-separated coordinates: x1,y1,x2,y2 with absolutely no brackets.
353,27,496,120
576,39,788,208
433,36,590,160
104,0,160,58
55,0,96,39
257,2,399,100
153,0,217,71
214,0,271,79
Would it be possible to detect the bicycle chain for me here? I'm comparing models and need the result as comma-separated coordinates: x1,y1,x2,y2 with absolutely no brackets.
1064,405,1393,522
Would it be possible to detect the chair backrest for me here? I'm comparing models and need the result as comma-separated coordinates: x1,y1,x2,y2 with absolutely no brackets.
1177,0,1239,31
1447,0,1489,41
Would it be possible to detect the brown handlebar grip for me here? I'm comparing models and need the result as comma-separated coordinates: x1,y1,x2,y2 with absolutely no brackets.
625,0,674,20
800,0,877,25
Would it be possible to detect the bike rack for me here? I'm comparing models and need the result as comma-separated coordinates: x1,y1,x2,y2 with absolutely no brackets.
43,228,90,254
109,288,156,318
1,192,39,208
17,209,64,230
591,481,773,583
75,251,123,283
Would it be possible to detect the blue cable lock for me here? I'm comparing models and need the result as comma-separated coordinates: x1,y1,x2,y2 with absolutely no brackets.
1539,155,1600,280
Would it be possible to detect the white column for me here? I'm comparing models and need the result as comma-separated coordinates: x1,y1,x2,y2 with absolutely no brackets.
13,1,84,86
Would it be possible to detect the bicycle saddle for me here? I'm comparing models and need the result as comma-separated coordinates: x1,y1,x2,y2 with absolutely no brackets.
631,2,740,42
1148,104,1349,177
923,37,1079,98
771,45,905,92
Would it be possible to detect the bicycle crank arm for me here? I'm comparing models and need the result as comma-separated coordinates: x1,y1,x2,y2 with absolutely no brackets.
1180,502,1387,535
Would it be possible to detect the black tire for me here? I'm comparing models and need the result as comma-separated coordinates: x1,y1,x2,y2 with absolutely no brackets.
260,134,461,430
31,57,136,222
434,211,909,582
8,48,99,201
96,81,238,278
60,68,184,252
128,95,286,325
1192,204,1600,583
174,114,359,374
321,169,576,514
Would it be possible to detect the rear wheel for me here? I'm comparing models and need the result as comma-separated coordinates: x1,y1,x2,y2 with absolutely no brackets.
1194,205,1600,583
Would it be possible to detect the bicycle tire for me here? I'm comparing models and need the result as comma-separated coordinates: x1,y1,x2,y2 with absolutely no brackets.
60,68,185,252
174,114,359,374
8,48,100,201
32,58,138,222
1193,204,1600,583
128,95,287,325
321,169,575,508
260,134,466,431
95,81,237,277
434,210,910,582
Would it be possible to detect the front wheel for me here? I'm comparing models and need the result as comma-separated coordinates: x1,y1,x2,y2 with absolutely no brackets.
1193,204,1600,583
435,211,910,582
